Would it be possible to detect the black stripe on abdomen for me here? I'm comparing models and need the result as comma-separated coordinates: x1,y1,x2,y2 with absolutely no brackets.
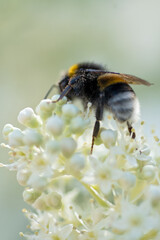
105,83,136,122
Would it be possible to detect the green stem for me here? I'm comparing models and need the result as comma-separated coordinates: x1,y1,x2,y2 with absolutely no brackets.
140,230,158,240
49,173,113,208
80,181,113,208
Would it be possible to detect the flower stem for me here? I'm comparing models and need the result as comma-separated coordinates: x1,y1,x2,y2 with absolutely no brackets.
80,181,113,208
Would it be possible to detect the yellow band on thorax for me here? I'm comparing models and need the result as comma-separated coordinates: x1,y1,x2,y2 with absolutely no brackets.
68,64,78,77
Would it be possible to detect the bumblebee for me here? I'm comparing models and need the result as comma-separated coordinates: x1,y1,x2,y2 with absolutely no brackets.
46,62,152,153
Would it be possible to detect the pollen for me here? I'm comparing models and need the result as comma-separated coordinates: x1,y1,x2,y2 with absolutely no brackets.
107,115,112,120
19,232,24,237
22,208,28,213
151,129,155,134
154,136,159,142
131,128,135,133
68,64,78,77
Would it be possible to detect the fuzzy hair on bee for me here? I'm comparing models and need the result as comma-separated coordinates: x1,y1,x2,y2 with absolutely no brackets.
45,62,152,154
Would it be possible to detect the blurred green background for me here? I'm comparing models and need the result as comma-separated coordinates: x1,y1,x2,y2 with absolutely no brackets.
0,0,160,239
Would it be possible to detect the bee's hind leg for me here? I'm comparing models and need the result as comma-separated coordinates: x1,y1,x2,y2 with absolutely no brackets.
127,121,136,139
91,93,104,154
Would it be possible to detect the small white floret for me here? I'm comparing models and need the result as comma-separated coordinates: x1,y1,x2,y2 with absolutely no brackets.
46,192,62,209
17,169,30,186
46,115,64,136
100,129,117,148
70,116,89,134
70,153,85,172
33,195,48,210
36,99,55,119
62,103,79,118
23,129,43,147
51,95,67,105
141,165,156,181
146,185,160,208
8,128,24,147
46,140,60,154
60,137,77,157
118,172,136,189
23,188,41,204
2,124,14,140
18,107,41,128
27,174,47,190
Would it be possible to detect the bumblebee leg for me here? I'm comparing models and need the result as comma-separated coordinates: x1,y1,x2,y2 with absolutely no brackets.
91,120,100,154
127,121,136,139
52,76,80,103
44,84,58,99
91,93,104,154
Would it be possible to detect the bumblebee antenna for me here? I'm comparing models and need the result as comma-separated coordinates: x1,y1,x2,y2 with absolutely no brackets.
44,84,58,99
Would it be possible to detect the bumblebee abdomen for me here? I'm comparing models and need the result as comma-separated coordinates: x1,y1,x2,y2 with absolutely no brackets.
105,83,140,123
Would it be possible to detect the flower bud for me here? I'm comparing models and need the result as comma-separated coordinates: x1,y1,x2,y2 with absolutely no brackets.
146,185,160,209
141,165,156,181
100,129,117,148
8,128,24,147
118,172,136,189
33,195,48,210
70,153,85,172
36,99,55,120
46,140,60,154
17,169,31,186
2,124,14,140
70,116,89,134
51,95,67,105
23,188,41,204
18,107,41,128
136,153,151,162
23,129,43,147
61,137,77,158
46,192,62,209
46,115,64,136
140,145,150,155
62,104,79,118
27,174,47,190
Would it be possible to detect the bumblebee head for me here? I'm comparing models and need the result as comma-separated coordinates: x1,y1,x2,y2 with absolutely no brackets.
59,75,69,92
58,65,78,91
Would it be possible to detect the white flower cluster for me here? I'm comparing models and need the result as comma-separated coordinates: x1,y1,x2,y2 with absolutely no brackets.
1,95,160,240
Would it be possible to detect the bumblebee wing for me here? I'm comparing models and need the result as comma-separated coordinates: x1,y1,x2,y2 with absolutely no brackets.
98,72,152,90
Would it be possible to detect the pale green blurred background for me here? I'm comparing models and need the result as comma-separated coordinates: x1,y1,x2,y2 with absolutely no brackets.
0,0,160,239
